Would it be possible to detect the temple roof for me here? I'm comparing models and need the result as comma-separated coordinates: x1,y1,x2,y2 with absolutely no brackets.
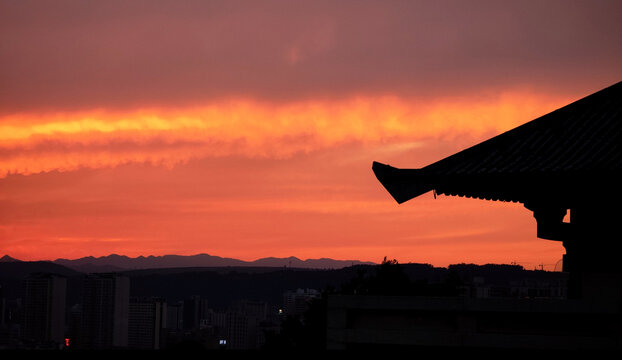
373,81,622,206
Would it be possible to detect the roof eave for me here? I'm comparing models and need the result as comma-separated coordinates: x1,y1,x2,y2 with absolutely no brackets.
372,161,433,204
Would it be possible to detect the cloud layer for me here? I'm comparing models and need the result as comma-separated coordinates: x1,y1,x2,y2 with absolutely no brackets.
0,92,571,177
1,0,620,112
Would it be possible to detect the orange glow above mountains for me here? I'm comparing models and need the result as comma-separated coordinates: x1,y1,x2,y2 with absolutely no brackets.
0,92,571,269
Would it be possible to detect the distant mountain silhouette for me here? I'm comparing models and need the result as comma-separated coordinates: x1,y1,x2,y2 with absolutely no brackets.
48,253,375,272
0,260,82,301
0,259,80,278
0,254,20,262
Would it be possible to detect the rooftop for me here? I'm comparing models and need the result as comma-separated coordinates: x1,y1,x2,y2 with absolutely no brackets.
373,81,622,207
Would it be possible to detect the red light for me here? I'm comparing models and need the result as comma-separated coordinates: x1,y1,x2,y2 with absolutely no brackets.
65,338,70,347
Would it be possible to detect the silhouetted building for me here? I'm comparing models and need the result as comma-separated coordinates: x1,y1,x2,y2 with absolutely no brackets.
67,304,82,349
283,289,319,317
213,300,270,350
129,297,166,350
225,311,258,349
20,274,66,349
201,308,226,330
0,285,5,348
449,264,568,299
327,295,621,350
329,81,622,350
231,299,268,321
79,274,129,349
373,80,622,301
182,295,209,331
166,301,183,332
0,284,4,327
0,298,21,349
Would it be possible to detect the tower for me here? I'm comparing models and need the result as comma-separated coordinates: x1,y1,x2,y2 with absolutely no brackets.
79,273,129,349
21,273,66,348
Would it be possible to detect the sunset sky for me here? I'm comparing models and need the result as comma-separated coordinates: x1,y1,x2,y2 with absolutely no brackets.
1,0,621,270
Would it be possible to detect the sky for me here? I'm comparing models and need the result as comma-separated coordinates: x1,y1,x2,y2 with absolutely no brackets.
1,0,621,270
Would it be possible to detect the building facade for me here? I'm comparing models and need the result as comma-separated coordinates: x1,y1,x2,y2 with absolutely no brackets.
129,297,166,349
283,288,319,317
21,274,66,348
78,273,129,349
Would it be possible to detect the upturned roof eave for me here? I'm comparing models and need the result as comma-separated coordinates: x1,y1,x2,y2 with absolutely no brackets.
373,80,622,205
374,159,621,206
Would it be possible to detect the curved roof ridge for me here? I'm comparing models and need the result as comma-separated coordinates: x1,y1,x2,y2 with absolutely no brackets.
374,81,622,204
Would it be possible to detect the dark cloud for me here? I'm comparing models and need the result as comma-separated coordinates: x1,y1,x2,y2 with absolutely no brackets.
1,0,621,113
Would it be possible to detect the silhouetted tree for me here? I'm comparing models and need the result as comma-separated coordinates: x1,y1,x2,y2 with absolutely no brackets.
262,292,327,351
337,257,464,297
338,257,412,296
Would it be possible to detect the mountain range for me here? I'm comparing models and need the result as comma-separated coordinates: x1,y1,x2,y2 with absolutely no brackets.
1,253,376,273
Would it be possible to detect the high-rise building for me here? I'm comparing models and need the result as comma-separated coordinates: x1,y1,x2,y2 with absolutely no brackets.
283,288,319,317
21,273,67,348
0,284,5,327
79,274,129,349
225,311,258,350
182,295,209,330
231,299,268,321
166,301,183,332
129,297,166,349
222,300,270,350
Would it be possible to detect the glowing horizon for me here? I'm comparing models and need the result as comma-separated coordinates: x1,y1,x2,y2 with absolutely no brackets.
0,91,573,269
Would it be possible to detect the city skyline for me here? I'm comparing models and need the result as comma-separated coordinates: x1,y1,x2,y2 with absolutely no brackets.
0,258,579,350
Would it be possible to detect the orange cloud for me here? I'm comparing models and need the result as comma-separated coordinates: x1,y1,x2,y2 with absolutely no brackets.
0,92,572,177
